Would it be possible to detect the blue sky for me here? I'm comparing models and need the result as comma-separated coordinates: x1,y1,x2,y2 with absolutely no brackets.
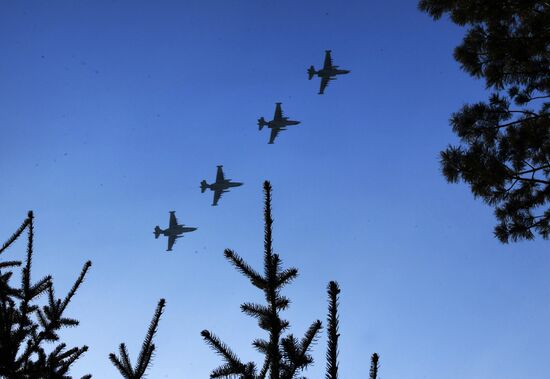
1,1,549,378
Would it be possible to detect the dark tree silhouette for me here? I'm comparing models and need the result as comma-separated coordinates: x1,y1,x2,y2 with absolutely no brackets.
202,181,323,379
369,353,379,379
0,211,92,379
202,181,380,379
419,0,550,242
109,298,166,379
325,281,340,379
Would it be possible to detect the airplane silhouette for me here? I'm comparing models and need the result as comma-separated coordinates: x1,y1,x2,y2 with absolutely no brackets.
308,50,350,94
200,165,243,206
154,211,197,251
258,102,300,144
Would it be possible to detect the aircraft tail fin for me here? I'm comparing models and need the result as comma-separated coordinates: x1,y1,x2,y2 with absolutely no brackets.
258,117,267,130
308,66,316,80
154,226,161,239
200,180,208,193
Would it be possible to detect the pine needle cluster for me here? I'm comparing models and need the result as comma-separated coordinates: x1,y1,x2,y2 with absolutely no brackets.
0,211,92,378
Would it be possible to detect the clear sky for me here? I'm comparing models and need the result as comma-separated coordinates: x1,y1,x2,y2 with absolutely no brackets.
1,1,549,378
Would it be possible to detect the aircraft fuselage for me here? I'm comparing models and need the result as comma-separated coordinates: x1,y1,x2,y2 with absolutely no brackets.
269,118,300,129
161,225,197,236
206,180,243,191
317,68,350,78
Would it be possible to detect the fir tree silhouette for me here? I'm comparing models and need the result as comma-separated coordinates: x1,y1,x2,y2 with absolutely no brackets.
202,181,323,379
325,281,340,379
0,211,92,379
369,353,379,379
109,298,166,379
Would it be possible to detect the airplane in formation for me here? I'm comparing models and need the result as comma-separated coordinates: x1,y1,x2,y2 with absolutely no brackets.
201,165,243,206
154,211,197,251
258,102,301,144
308,50,350,94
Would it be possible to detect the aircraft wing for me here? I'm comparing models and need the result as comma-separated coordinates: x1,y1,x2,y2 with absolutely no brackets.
268,127,282,144
167,235,176,251
323,50,333,70
273,103,283,121
212,189,224,206
319,77,330,94
169,212,178,228
216,166,225,182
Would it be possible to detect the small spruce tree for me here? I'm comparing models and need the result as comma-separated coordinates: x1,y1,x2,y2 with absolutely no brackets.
325,281,340,379
0,211,92,379
369,353,379,379
201,181,323,379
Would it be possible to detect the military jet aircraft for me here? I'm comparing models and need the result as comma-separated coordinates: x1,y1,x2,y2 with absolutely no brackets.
257,102,301,144
200,165,243,206
308,50,350,94
154,211,197,251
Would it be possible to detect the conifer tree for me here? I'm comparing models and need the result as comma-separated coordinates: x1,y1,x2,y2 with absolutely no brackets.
109,298,166,379
369,353,379,379
325,281,340,379
202,181,323,379
0,211,92,378
419,0,550,242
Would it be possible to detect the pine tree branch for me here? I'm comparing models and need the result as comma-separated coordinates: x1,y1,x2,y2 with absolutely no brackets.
326,281,340,379
224,249,267,290
516,164,550,175
60,261,92,314
276,268,298,288
109,352,132,379
0,211,31,255
23,211,34,298
201,330,247,375
54,345,89,374
510,175,549,185
109,300,165,378
253,338,270,354
258,353,271,379
0,260,22,269
136,298,165,377
282,320,322,379
263,181,274,263
369,353,379,379
263,181,283,379
210,363,238,378
241,303,271,320
119,343,134,375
